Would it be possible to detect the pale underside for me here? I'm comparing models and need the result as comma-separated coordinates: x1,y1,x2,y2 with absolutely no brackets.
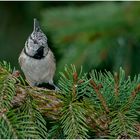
19,49,56,86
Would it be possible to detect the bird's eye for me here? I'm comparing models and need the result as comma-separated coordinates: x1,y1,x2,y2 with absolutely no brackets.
29,35,38,44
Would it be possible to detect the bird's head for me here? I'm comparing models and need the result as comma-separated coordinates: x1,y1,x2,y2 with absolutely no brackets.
24,18,49,59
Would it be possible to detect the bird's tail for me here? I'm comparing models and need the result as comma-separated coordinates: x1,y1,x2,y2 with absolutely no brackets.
37,82,60,91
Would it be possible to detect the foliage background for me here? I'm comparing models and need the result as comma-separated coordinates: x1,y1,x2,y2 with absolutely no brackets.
0,1,140,81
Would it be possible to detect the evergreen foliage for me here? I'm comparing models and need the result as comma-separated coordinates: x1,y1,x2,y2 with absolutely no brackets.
0,61,140,139
0,61,47,139
59,65,89,138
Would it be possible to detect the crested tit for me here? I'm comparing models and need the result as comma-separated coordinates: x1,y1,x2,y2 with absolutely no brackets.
19,18,58,90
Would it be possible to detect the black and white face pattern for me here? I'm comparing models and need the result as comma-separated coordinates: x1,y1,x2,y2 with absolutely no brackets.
25,19,49,59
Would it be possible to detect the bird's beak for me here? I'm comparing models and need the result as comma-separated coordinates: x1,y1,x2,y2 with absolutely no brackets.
33,18,40,32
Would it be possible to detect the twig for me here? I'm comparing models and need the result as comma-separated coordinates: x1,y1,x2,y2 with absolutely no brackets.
11,86,27,107
72,72,78,98
114,72,119,97
90,80,109,113
123,84,140,111
131,84,140,98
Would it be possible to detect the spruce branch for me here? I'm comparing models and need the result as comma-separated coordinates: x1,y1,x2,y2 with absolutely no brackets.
29,88,62,120
0,61,140,139
121,83,140,112
0,62,16,111
11,86,27,107
114,72,119,97
0,62,48,138
1,113,18,138
90,79,109,113
83,98,109,138
109,110,138,139
59,65,89,138
130,84,140,99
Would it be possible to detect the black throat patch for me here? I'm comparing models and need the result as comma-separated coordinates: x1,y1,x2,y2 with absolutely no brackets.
33,46,45,59
24,46,46,60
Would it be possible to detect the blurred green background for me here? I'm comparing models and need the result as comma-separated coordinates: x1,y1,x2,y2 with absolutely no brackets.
0,1,140,81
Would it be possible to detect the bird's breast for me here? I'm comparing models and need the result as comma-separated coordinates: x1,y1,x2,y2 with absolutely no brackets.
19,50,56,85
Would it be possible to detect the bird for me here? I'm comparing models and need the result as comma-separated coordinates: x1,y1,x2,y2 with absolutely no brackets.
19,18,58,90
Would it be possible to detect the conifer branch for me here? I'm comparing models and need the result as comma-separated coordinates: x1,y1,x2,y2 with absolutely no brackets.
123,83,140,111
11,86,27,107
72,71,78,98
1,114,18,138
90,79,109,113
1,61,140,139
131,84,140,99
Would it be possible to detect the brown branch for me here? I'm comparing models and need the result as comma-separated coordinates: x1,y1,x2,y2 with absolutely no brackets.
11,86,27,107
73,72,78,82
0,108,7,116
90,80,109,113
129,84,140,101
72,72,78,99
10,85,62,120
123,84,140,111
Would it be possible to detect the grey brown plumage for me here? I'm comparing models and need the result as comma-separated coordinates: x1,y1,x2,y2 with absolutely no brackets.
19,18,58,90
